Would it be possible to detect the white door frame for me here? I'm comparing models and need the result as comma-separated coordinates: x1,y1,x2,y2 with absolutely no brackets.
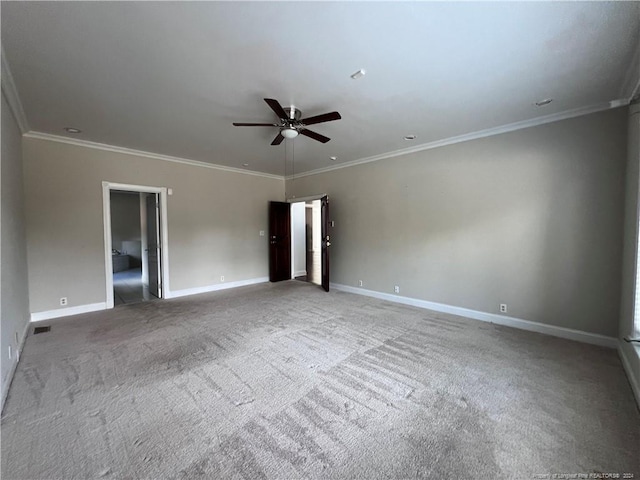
102,181,170,308
288,195,326,283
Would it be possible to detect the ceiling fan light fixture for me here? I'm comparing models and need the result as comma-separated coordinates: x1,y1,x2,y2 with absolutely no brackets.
281,128,299,139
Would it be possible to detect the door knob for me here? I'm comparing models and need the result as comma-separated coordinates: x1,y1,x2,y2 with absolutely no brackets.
327,242,332,247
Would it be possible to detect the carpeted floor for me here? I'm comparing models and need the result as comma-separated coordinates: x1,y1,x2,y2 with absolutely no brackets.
2,281,638,479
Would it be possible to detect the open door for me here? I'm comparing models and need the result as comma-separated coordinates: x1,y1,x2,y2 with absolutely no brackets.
269,201,291,282
146,193,162,298
321,195,330,292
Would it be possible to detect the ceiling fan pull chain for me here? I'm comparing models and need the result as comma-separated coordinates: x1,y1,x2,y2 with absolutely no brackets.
292,138,295,180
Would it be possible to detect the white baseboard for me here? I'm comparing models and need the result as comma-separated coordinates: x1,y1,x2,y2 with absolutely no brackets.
30,302,107,322
331,283,618,349
2,321,30,413
618,341,640,408
293,270,307,278
168,277,269,299
28,278,270,320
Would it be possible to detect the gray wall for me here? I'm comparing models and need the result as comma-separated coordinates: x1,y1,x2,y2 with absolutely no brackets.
1,92,30,407
23,137,283,313
287,108,627,337
619,103,640,394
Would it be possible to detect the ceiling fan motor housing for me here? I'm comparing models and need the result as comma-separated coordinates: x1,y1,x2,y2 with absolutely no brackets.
280,107,302,137
284,107,302,122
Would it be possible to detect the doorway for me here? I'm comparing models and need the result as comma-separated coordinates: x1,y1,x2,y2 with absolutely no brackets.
102,182,170,308
110,190,147,305
268,195,330,291
291,200,322,286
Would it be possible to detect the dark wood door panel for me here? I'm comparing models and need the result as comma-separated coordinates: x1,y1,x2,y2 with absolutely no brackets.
321,195,330,292
269,201,291,282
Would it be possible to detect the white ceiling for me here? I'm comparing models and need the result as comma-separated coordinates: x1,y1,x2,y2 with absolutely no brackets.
2,2,639,176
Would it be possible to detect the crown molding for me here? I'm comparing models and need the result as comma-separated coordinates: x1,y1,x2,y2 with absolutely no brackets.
621,37,640,101
1,47,30,133
288,99,629,180
23,131,284,180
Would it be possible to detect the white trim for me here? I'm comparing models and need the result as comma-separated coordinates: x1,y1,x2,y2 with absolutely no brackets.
24,131,283,180
621,38,640,101
30,302,107,322
286,193,328,203
331,283,618,349
291,100,629,180
1,47,30,133
630,104,640,340
1,321,30,413
102,182,170,308
22,100,627,183
294,270,307,278
618,342,640,408
102,185,115,308
167,277,269,299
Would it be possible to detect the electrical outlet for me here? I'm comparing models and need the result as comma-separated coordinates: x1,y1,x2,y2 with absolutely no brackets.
358,280,363,287
394,285,400,294
8,345,12,360
60,297,68,306
500,304,507,313
259,230,265,236
220,276,225,282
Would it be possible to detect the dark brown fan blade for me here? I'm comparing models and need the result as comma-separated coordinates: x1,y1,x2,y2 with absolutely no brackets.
271,132,285,145
300,111,341,126
233,122,279,126
264,98,288,120
300,129,330,143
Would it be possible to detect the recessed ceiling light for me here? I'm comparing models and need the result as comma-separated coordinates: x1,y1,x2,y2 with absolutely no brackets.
534,98,553,107
64,127,82,134
350,69,366,79
403,135,417,140
329,156,337,161
242,163,249,167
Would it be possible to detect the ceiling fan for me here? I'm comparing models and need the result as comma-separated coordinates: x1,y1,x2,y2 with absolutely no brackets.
233,98,341,145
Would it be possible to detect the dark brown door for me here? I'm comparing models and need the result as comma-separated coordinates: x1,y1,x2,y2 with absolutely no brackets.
269,201,291,282
321,195,330,292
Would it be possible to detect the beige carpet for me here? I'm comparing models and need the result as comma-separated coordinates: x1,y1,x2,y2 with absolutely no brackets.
2,281,638,479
